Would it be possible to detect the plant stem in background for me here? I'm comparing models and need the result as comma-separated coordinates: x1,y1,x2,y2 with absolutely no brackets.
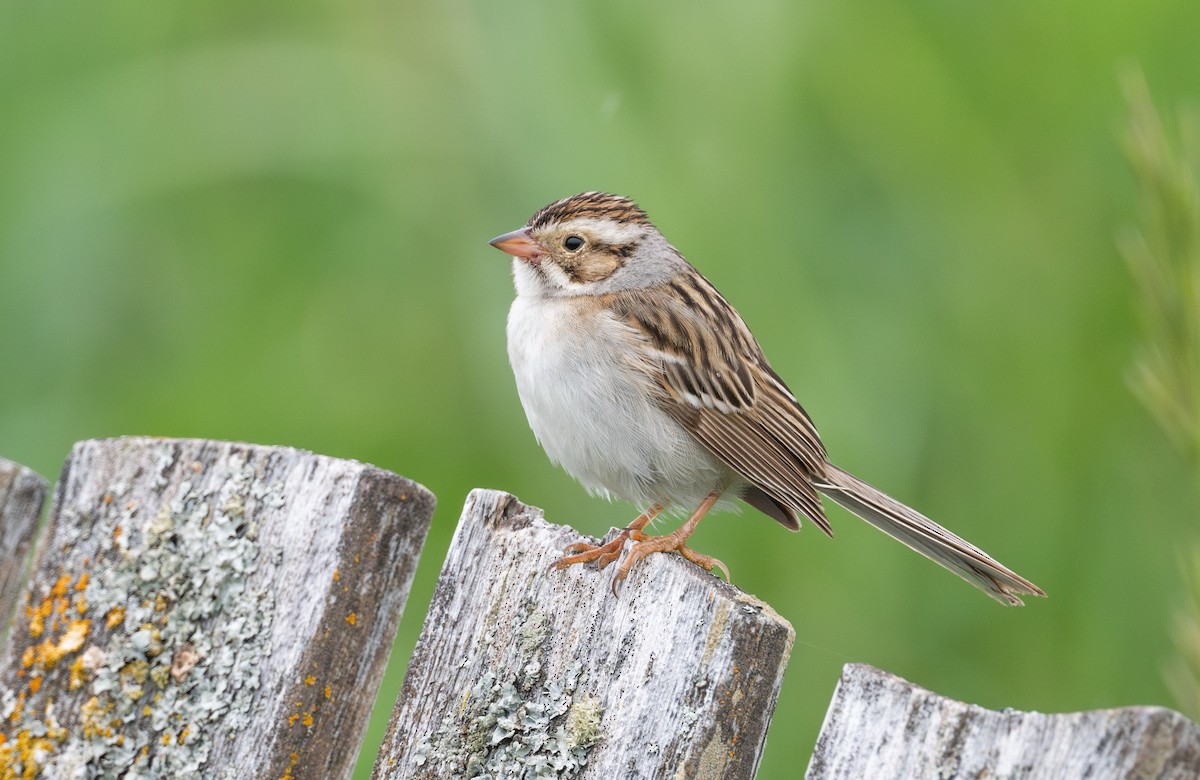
1120,66,1200,719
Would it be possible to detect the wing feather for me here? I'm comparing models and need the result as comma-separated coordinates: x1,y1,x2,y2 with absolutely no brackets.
602,270,832,534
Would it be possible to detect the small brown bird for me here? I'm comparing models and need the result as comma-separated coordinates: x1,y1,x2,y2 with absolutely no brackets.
491,192,1044,605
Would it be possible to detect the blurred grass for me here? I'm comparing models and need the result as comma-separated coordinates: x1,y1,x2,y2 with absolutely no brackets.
2,0,1199,776
1120,69,1200,720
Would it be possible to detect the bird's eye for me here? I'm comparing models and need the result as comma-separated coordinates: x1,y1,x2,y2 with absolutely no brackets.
563,235,585,251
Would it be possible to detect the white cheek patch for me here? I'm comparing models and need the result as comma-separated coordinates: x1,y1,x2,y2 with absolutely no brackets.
538,260,575,290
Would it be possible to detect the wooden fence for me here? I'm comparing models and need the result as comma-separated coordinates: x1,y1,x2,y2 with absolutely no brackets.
1,438,1197,778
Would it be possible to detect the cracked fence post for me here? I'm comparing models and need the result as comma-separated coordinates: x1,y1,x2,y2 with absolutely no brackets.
0,437,435,779
0,458,49,638
373,489,794,780
805,664,1200,779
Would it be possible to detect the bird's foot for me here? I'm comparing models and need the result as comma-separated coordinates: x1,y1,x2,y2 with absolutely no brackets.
551,505,663,572
608,531,731,595
552,530,632,571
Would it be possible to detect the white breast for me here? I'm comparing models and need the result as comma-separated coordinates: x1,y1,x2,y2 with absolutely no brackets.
506,292,730,512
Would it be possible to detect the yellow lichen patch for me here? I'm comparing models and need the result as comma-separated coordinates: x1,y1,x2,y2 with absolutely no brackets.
301,710,314,728
287,713,300,727
0,726,63,779
150,665,170,690
81,697,116,740
49,576,71,600
26,600,52,639
30,620,92,670
105,606,125,629
178,726,190,745
27,677,41,695
331,569,339,582
74,594,87,615
6,693,24,724
123,660,148,685
304,675,315,686
58,620,90,656
74,573,89,592
19,648,33,670
279,751,300,780
345,612,357,627
68,658,86,691
324,685,332,701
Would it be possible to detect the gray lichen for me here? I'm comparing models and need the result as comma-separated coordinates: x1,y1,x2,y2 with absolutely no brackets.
3,451,278,777
413,599,604,779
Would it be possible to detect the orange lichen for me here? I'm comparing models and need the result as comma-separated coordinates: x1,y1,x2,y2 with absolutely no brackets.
74,574,89,592
287,713,299,727
26,599,52,638
0,725,63,778
59,620,90,655
49,576,71,599
279,751,300,780
324,685,332,701
27,677,41,695
106,606,125,629
304,675,315,686
6,693,24,723
301,711,314,728
331,569,339,582
81,697,115,740
345,612,357,627
68,658,86,691
28,620,91,671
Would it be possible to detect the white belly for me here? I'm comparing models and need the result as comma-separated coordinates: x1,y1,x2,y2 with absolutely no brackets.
507,294,731,512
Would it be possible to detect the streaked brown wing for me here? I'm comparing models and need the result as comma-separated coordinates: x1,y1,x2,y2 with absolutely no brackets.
603,271,833,535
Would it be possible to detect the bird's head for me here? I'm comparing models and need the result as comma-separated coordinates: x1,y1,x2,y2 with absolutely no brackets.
489,192,685,298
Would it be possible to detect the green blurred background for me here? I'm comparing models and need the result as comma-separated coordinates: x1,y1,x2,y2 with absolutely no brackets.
3,0,1199,776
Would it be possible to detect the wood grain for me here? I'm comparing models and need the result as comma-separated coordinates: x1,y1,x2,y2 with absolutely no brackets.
0,457,48,639
807,663,1200,779
373,489,794,780
0,437,434,779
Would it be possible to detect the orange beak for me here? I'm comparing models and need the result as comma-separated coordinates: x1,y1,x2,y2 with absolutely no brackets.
489,227,542,261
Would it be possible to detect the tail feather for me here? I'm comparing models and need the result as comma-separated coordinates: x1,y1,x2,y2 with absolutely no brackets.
817,463,1045,605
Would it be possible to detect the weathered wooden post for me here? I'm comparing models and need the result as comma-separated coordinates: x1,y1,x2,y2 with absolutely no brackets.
0,458,48,638
0,437,434,779
806,664,1200,778
373,489,794,779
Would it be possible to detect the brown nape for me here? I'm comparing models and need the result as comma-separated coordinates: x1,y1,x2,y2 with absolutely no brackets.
530,192,650,229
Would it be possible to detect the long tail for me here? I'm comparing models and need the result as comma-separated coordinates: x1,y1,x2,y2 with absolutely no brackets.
817,463,1045,605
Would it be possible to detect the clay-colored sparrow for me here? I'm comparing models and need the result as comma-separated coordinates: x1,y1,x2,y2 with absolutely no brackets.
490,192,1043,605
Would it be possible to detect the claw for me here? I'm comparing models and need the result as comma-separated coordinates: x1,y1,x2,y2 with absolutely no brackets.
551,533,629,570
678,545,731,582
551,496,731,591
